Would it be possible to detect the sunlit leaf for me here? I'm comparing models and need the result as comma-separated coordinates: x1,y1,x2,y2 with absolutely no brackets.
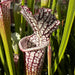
0,1,16,75
52,0,75,73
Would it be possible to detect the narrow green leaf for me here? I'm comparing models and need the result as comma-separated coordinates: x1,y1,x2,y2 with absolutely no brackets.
51,0,57,14
56,0,62,20
56,0,62,44
0,1,16,75
41,0,49,7
48,0,51,8
13,3,21,33
21,15,26,37
27,0,35,14
0,36,9,75
52,0,75,73
48,43,51,75
27,0,35,34
21,0,25,5
21,0,26,37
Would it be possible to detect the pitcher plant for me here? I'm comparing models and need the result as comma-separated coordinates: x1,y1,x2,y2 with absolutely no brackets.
19,6,60,75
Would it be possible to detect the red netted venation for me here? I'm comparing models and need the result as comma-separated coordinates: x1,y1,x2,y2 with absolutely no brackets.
0,1,11,25
19,34,49,75
33,8,60,38
19,34,49,52
19,6,60,75
20,6,60,39
25,49,45,75
20,6,39,32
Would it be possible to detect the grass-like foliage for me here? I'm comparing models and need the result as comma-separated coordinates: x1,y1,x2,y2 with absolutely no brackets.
0,0,75,75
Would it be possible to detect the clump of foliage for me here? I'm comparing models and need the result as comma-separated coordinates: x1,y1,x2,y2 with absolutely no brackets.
0,0,75,75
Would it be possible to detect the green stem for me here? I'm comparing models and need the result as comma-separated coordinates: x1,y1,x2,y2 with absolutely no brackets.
0,20,16,75
27,0,35,14
0,2,16,75
52,0,75,73
48,0,51,8
56,0,62,44
41,0,49,7
51,0,57,14
48,43,51,75
27,0,35,34
21,0,26,37
21,0,25,5
56,0,62,20
0,36,9,75
21,15,26,37
13,4,21,33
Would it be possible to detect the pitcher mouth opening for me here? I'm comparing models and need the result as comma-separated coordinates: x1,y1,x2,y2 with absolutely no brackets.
19,35,49,52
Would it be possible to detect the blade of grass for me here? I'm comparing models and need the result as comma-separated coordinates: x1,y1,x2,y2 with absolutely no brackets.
13,3,21,33
21,15,26,37
27,0,35,34
27,0,35,14
21,0,25,5
56,0,62,20
51,0,57,37
56,0,62,44
0,1,16,75
21,0,26,37
48,42,51,75
52,0,75,73
48,0,51,8
41,0,49,7
51,0,57,14
0,36,9,75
